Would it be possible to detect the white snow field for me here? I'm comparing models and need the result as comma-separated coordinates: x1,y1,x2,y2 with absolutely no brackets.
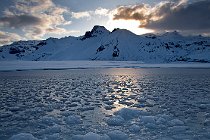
1,67,210,140
1,26,210,63
0,61,210,71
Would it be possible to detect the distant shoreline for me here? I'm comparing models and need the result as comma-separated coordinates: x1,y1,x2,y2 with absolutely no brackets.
1,61,210,71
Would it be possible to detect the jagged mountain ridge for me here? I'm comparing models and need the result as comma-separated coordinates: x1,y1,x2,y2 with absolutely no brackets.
0,25,210,63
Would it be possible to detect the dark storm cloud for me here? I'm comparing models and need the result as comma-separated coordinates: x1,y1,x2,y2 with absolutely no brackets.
148,0,210,30
0,15,43,28
113,0,210,31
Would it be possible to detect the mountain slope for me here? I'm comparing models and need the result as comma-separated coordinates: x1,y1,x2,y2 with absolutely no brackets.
0,25,210,63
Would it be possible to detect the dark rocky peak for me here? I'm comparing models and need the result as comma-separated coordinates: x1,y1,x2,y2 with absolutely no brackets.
111,28,120,33
111,28,136,37
143,33,157,39
162,31,182,38
91,25,110,35
81,25,110,40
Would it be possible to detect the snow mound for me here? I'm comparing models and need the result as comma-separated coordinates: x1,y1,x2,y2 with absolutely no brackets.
204,119,210,126
169,126,189,133
39,116,59,126
39,125,61,135
140,116,157,124
129,124,141,133
169,119,184,126
106,115,125,126
64,115,82,126
9,133,38,140
107,130,128,140
114,108,148,120
72,132,110,140
44,133,61,140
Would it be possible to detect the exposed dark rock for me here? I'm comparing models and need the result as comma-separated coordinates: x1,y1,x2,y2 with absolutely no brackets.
81,31,94,40
113,47,119,57
175,44,182,48
97,45,105,52
9,47,23,54
81,26,108,40
37,41,47,46
112,28,120,33
176,56,190,61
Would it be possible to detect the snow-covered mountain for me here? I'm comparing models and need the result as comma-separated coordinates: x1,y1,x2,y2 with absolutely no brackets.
0,25,210,63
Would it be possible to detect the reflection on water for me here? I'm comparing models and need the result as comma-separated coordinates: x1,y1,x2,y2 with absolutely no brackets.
104,74,143,113
0,68,210,140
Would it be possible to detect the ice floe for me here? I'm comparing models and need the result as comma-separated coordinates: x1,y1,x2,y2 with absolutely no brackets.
1,68,210,140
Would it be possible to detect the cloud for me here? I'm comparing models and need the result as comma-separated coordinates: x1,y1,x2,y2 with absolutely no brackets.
0,31,23,46
0,0,73,41
113,0,210,33
0,15,43,28
113,4,151,27
71,7,109,19
72,12,90,19
95,7,109,16
148,0,210,31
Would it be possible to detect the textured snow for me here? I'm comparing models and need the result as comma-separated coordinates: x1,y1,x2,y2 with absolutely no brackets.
9,133,38,140
0,68,210,140
140,116,157,124
114,108,144,120
106,115,125,126
129,124,141,133
64,115,82,126
107,130,128,140
72,132,110,140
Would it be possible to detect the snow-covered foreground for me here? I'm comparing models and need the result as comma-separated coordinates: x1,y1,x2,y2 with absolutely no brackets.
1,68,210,140
1,61,210,71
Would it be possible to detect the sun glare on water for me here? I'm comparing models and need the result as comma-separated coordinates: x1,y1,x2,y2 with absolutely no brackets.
106,19,153,35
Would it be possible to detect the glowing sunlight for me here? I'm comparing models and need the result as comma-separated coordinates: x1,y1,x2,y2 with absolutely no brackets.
106,19,154,35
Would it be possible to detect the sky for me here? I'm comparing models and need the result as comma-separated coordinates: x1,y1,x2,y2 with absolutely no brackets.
0,0,210,46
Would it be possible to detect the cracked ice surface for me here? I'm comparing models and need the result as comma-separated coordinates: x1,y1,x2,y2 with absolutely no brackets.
0,68,210,140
